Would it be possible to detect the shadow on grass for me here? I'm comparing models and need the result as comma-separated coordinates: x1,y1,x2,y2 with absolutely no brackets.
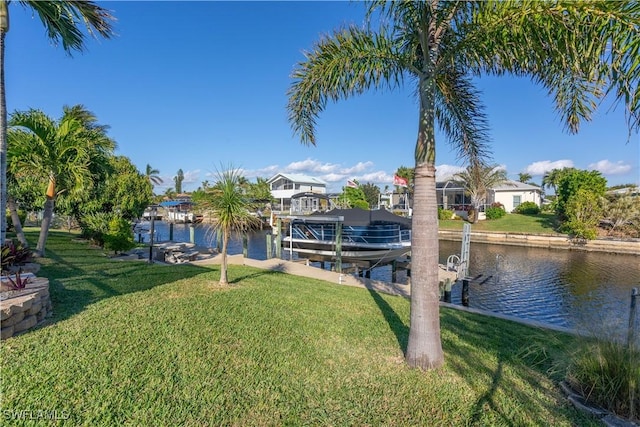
228,268,283,284
18,230,218,326
533,213,561,232
439,308,592,424
367,288,409,354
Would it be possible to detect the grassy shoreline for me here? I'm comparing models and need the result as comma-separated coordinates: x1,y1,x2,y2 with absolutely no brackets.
439,213,563,234
0,230,599,426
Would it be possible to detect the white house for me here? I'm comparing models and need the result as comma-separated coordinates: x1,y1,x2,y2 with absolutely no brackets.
487,180,543,212
267,173,327,212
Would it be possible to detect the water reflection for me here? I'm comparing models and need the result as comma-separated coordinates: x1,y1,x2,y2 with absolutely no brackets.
439,240,640,338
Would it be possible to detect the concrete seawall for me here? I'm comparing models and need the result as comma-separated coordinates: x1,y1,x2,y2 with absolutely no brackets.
438,230,640,255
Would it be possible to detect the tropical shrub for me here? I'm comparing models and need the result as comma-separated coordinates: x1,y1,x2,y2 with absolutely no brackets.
1,240,33,273
3,269,31,290
485,203,506,220
79,212,118,247
438,208,454,220
103,217,135,254
560,189,602,240
555,169,607,220
514,201,540,215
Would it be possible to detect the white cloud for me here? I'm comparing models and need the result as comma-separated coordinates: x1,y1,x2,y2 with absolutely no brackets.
182,169,200,185
435,164,465,181
523,160,574,176
588,160,632,175
286,158,338,174
341,161,374,174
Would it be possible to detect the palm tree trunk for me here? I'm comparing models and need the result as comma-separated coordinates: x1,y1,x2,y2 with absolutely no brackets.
0,22,7,245
219,229,229,285
405,74,444,370
8,196,27,247
36,195,54,257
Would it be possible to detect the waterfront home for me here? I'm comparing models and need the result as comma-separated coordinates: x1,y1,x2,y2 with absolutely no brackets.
437,180,542,217
487,181,543,212
268,173,327,213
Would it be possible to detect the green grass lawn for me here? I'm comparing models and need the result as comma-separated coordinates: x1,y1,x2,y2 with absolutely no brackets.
0,230,598,426
440,213,564,235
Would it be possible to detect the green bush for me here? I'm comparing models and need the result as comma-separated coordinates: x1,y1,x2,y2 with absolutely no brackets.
485,203,506,220
514,201,540,215
103,217,135,254
438,208,454,220
79,212,118,247
560,189,602,240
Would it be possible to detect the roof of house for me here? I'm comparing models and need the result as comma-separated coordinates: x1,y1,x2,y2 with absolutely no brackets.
267,173,327,186
492,180,542,192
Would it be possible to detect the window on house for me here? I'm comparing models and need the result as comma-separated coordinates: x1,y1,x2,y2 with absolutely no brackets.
513,195,521,208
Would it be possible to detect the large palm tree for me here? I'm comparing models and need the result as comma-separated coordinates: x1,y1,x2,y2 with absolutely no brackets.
454,164,509,223
287,1,639,370
205,167,261,286
8,107,115,256
0,0,115,245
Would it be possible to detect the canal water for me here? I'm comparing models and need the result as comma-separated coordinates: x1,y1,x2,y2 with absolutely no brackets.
141,222,640,338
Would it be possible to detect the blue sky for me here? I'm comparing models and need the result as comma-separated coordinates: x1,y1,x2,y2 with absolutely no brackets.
8,1,639,193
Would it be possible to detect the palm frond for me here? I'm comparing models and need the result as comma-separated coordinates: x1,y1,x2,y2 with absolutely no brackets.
20,0,116,53
287,25,405,146
463,0,640,134
434,65,491,165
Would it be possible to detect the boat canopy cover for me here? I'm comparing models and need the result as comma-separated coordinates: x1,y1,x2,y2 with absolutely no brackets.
159,200,193,207
290,192,331,200
310,208,411,228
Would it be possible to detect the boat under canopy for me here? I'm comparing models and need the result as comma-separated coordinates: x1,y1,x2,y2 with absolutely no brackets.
281,208,412,264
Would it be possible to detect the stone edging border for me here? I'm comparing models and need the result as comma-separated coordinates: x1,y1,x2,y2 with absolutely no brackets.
560,382,639,427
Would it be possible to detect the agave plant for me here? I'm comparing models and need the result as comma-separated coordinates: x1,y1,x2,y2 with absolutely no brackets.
3,268,31,290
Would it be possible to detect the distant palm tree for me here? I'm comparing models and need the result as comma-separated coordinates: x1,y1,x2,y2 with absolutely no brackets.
287,1,638,369
205,167,261,286
454,164,509,223
0,0,115,245
8,107,114,256
146,164,163,186
542,168,574,194
174,169,184,193
518,172,532,184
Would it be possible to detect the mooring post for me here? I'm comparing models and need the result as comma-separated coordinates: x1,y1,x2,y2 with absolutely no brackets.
628,287,638,349
275,218,282,259
443,278,452,303
148,214,155,264
392,260,397,282
335,219,342,273
242,234,248,258
265,233,272,259
189,224,195,244
169,223,174,241
462,278,470,307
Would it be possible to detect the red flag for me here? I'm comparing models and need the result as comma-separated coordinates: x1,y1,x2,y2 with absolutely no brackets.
347,180,358,188
393,174,408,187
